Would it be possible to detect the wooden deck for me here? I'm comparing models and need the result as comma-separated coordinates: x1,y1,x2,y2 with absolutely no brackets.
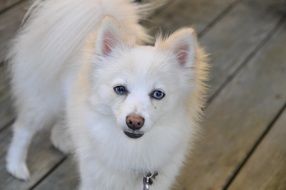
0,0,286,189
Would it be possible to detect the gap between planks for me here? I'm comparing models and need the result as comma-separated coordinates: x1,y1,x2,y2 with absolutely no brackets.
29,156,68,190
208,16,286,105
223,101,286,190
182,15,286,189
0,0,25,15
198,0,241,38
228,102,286,189
222,16,286,189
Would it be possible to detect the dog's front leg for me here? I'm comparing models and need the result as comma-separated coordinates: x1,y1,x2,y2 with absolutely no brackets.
50,118,73,154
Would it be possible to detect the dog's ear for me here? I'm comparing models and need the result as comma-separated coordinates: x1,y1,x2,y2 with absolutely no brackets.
96,17,123,57
156,28,197,67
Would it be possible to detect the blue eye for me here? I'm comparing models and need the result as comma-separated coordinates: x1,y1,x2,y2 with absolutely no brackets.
113,85,128,95
150,89,165,100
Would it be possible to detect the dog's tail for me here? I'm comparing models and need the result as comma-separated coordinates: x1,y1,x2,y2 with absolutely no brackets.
22,0,168,25
20,0,168,44
21,0,42,26
8,0,167,77
134,0,169,19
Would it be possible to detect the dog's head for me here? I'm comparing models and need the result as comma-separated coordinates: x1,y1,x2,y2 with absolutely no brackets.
88,17,198,140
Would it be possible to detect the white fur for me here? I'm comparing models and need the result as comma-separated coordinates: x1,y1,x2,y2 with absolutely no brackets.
6,0,148,181
6,0,204,189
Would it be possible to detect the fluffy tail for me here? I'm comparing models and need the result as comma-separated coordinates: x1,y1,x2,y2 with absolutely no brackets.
9,0,168,81
22,0,168,27
21,0,43,26
135,0,169,19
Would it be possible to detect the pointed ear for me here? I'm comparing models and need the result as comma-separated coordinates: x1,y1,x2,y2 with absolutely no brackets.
96,17,123,57
156,28,198,66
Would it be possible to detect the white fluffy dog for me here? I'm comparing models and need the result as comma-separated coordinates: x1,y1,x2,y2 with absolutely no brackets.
6,0,208,189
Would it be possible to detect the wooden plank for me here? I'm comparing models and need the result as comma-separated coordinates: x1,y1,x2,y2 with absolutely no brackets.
0,1,28,129
0,1,29,63
177,19,286,190
201,0,284,99
229,108,286,190
0,65,14,130
34,158,78,190
0,0,23,13
146,0,282,100
0,127,65,190
0,125,13,158
145,0,237,35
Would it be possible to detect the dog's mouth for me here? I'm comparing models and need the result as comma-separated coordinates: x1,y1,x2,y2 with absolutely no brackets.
124,130,144,139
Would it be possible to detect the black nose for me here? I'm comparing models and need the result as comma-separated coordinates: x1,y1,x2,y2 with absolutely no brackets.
126,114,145,130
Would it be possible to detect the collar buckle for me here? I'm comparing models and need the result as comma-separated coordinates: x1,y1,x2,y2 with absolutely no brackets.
143,171,158,190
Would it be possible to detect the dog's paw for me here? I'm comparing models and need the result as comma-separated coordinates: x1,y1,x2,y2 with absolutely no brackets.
6,160,30,181
51,125,73,154
51,135,73,154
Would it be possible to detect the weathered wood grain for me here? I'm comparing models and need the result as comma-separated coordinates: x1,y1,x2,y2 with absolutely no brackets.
0,1,28,130
229,108,286,190
177,20,286,190
0,65,14,130
201,0,284,99
0,124,13,158
0,0,23,13
0,127,65,190
0,1,29,63
34,158,78,190
145,0,237,35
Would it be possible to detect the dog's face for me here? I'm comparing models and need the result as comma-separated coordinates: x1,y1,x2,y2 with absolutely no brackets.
89,17,197,140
